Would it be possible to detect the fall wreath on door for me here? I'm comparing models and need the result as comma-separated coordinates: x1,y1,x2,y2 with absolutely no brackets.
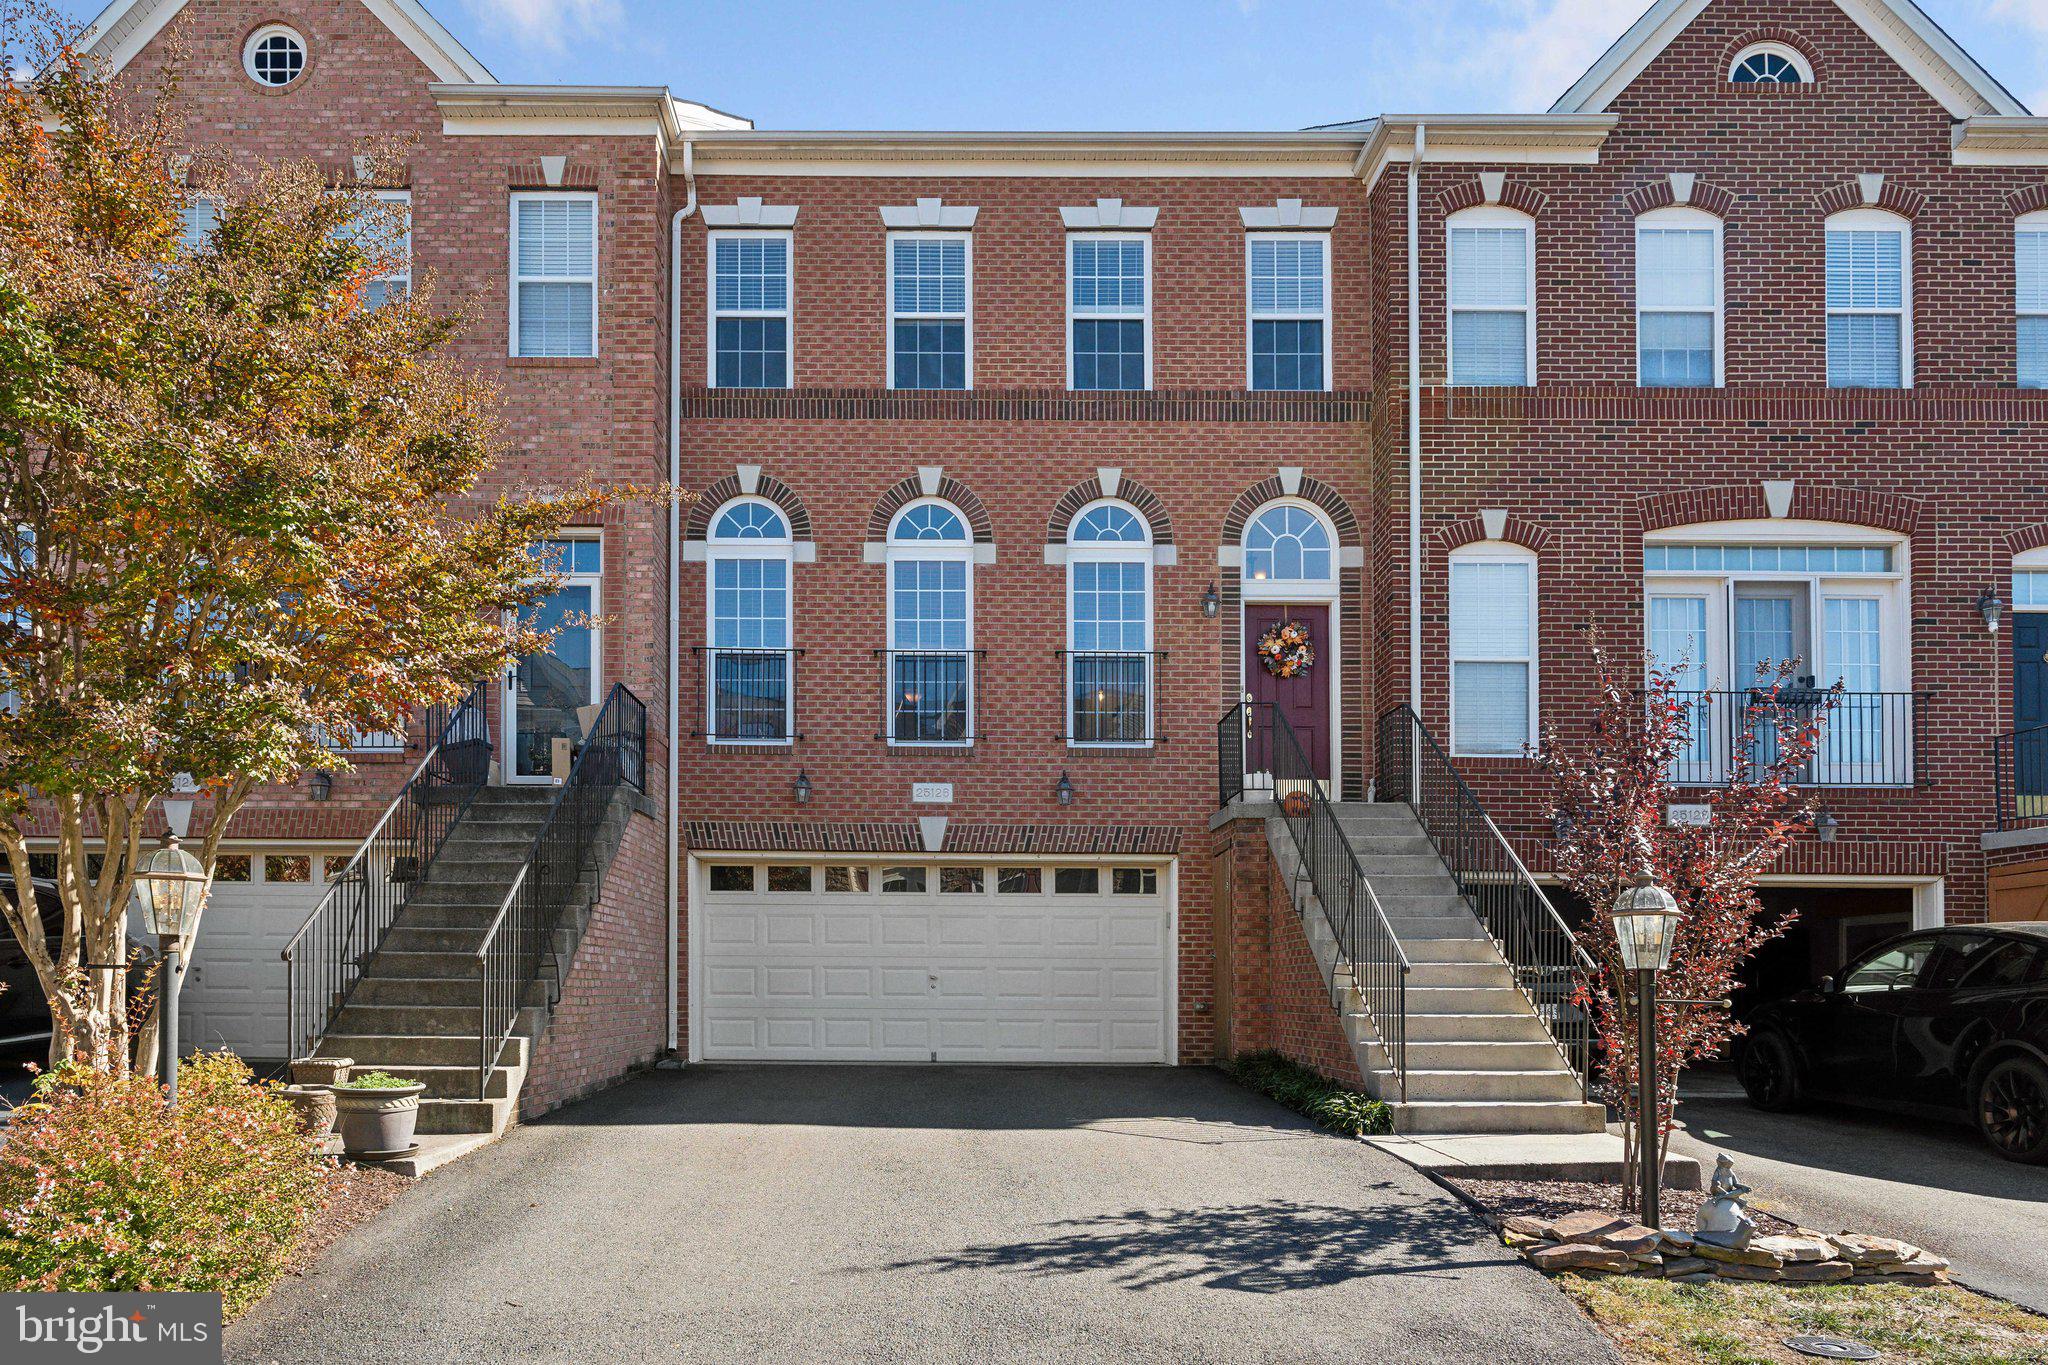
1256,619,1316,678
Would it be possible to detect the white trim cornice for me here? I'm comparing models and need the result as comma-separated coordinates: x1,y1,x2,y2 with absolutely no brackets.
677,129,1367,178
1355,116,1617,191
1953,116,2048,165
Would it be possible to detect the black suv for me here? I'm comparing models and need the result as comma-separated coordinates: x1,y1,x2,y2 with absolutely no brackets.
1737,923,2048,1162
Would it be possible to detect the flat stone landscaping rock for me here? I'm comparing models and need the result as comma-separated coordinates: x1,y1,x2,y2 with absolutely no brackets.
1549,1210,1631,1243
1751,1234,1834,1264
1694,1242,1783,1269
1778,1260,1855,1283
1529,1242,1635,1273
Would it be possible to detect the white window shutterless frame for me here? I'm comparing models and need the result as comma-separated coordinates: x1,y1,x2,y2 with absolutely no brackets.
1825,209,1910,389
885,500,974,745
1067,233,1152,391
1066,501,1154,746
1447,546,1537,757
709,230,794,388
509,192,598,358
1635,206,1721,387
506,536,603,783
1245,233,1332,392
1446,206,1535,387
886,232,971,390
2017,212,2048,388
1643,523,1910,785
705,498,795,744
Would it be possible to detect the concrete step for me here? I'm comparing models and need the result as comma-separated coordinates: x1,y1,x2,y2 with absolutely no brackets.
1391,1099,1607,1135
367,1062,520,1100
1366,873,1463,898
1355,853,1455,877
329,1003,546,1037
349,976,549,1009
1400,1011,1553,1043
1405,985,1530,1014
1397,937,1506,964
317,1033,527,1068
394,903,508,928
1395,1068,1587,1103
1401,961,1515,989
1346,833,1438,857
1376,893,1477,917
362,950,483,979
381,925,490,954
1378,1039,1573,1071
417,1095,516,1135
1382,915,1486,941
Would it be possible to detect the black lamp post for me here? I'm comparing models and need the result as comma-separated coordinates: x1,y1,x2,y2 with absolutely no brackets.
1609,870,1682,1227
134,831,206,1107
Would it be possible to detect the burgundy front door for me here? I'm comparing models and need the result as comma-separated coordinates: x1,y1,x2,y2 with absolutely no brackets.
1244,603,1331,783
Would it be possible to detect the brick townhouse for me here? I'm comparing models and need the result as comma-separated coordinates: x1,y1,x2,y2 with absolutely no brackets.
50,0,2048,1132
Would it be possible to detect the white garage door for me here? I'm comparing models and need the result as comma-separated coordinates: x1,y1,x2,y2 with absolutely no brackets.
173,851,331,1062
698,860,1173,1064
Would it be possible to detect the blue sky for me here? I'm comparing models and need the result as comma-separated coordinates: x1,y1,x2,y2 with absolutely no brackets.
59,0,2048,127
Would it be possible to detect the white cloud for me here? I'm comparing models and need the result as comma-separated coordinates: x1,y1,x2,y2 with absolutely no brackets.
1983,0,2048,110
1442,0,1651,111
460,0,624,53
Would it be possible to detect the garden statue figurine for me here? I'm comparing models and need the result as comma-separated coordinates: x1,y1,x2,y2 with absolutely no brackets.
1694,1153,1757,1249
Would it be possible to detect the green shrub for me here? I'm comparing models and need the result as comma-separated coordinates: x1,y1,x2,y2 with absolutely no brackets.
0,1052,329,1314
334,1070,413,1089
1228,1051,1393,1137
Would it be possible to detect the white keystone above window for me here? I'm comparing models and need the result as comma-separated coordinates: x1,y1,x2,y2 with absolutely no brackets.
880,197,979,229
1060,199,1158,231
1239,198,1339,230
702,197,799,228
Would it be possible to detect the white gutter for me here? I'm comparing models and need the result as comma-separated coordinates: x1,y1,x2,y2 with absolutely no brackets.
665,139,697,1056
1407,125,1425,720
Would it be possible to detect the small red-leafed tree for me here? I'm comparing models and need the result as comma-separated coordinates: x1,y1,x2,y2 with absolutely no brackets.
0,7,626,1074
1536,643,1831,1215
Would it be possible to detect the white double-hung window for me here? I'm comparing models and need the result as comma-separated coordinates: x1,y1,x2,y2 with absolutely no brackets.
705,499,795,744
1447,206,1534,386
1068,235,1150,390
885,500,974,745
1825,209,1910,388
1636,207,1720,386
2018,212,2048,388
1066,502,1153,744
510,192,597,358
1448,545,1537,756
711,231,793,388
335,190,410,309
888,234,970,389
1246,234,1330,391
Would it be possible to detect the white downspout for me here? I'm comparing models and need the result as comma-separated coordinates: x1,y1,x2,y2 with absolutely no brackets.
665,139,696,1057
1407,124,1425,723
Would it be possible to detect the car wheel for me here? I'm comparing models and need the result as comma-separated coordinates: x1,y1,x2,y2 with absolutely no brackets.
1738,1030,1803,1111
1977,1056,2048,1164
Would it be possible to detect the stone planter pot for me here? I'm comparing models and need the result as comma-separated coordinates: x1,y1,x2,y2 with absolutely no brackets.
332,1082,426,1158
289,1056,353,1089
281,1085,337,1139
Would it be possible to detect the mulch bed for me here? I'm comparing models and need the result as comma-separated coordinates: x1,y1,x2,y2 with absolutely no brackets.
279,1162,411,1281
1442,1175,1798,1237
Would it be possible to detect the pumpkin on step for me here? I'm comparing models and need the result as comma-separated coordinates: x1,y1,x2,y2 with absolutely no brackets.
1280,791,1312,818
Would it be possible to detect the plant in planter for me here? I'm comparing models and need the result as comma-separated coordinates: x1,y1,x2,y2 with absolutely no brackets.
280,1085,337,1140
329,1070,426,1159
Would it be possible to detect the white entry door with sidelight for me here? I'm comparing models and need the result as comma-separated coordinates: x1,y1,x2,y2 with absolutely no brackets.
506,537,602,784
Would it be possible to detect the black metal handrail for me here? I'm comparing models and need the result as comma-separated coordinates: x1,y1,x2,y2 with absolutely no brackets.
1666,689,1923,788
1377,704,1595,1099
475,683,646,1100
693,646,799,743
1223,700,1408,1100
282,681,491,1062
1995,722,2048,830
877,649,980,744
1060,650,1162,744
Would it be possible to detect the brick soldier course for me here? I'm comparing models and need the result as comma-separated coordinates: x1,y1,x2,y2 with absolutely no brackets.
61,0,2048,1111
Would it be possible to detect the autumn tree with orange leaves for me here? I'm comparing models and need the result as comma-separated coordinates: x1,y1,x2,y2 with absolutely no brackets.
1536,645,1831,1215
0,6,620,1073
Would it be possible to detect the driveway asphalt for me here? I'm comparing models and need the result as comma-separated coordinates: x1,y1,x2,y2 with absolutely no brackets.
1672,1091,2048,1314
229,1066,1616,1364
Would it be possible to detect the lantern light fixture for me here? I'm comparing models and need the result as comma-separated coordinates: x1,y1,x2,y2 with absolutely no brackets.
793,769,813,805
1979,587,2005,633
1813,807,1839,843
134,831,207,939
1055,770,1075,806
1201,583,1220,618
1608,871,1683,974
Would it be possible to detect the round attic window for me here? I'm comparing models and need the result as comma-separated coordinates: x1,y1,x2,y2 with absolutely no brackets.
243,25,307,87
1728,43,1811,85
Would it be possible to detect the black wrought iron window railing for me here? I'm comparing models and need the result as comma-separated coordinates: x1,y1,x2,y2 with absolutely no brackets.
1062,650,1161,744
1995,723,2048,830
1663,689,1923,788
696,647,799,743
879,649,979,744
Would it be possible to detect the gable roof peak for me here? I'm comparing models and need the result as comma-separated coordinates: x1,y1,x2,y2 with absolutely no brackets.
77,0,495,84
1550,0,2026,119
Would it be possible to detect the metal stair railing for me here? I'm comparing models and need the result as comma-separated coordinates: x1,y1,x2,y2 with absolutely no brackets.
281,681,491,1062
1376,704,1595,1099
1221,700,1408,1101
474,683,646,1100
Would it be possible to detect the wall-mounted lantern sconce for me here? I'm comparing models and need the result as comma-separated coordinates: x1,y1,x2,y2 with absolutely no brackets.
1978,587,2005,634
793,769,813,805
309,770,332,802
1201,583,1220,619
1055,770,1075,806
1813,807,1839,843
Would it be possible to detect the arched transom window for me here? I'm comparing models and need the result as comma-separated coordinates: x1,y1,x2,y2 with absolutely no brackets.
705,498,793,743
886,500,974,744
1728,43,1811,84
1243,503,1334,589
1066,500,1153,745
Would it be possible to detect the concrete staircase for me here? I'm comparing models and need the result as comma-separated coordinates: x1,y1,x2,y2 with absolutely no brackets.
315,785,632,1138
1267,802,1605,1136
